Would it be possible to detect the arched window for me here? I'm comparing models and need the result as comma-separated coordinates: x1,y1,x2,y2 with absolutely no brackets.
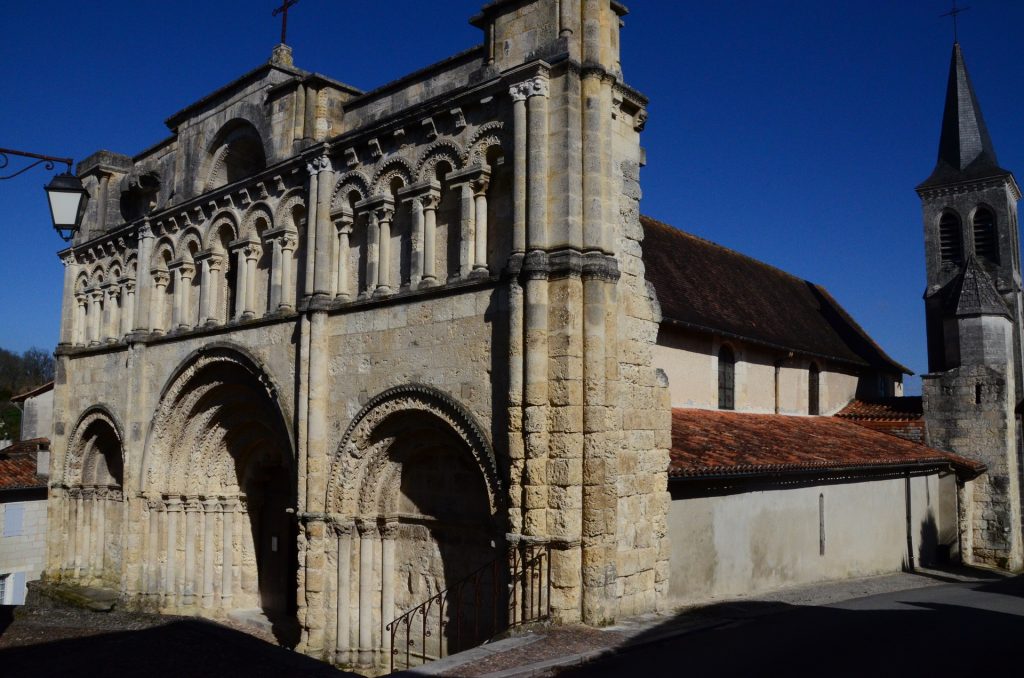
808,363,820,415
973,207,999,263
939,212,964,265
718,346,735,410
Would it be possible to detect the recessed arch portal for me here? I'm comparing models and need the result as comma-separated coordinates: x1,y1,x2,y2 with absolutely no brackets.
141,347,297,625
326,385,505,668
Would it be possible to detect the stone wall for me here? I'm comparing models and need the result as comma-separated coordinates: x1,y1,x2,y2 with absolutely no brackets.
668,473,953,603
0,498,48,604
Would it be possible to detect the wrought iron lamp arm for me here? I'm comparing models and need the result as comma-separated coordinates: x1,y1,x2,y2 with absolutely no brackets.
0,147,74,181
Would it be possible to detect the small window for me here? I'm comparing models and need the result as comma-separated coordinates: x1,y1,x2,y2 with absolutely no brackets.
939,212,964,264
718,346,735,410
808,363,820,415
0,574,7,604
973,207,999,263
3,504,24,537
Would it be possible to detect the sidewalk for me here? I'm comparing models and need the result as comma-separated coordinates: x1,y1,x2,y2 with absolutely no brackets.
402,566,1004,678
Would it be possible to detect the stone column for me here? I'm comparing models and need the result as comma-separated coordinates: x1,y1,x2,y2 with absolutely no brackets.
150,271,169,334
335,522,354,665
458,182,475,278
472,174,491,275
526,75,550,249
305,163,319,301
522,254,550,537
221,497,235,608
165,497,181,607
380,520,398,658
183,498,199,606
421,193,439,287
233,247,247,321
147,498,161,596
102,284,118,341
205,254,224,325
243,243,261,319
408,195,424,288
75,295,88,345
510,83,528,254
134,222,154,332
197,258,212,326
357,520,377,667
120,281,135,337
89,290,102,345
313,155,335,298
92,489,106,576
365,207,380,296
270,238,283,310
335,216,353,301
58,254,79,346
179,263,196,329
375,205,394,296
202,498,218,609
280,233,298,312
73,489,85,576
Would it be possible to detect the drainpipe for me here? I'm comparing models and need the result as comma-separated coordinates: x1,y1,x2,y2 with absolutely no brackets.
905,471,915,571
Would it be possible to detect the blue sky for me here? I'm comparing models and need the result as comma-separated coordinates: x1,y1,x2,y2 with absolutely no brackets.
2,1,1023,394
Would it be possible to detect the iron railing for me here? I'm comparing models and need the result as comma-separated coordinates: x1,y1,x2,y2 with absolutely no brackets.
385,542,551,673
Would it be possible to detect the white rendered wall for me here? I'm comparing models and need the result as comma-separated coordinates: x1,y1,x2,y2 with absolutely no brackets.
667,473,952,604
0,498,49,604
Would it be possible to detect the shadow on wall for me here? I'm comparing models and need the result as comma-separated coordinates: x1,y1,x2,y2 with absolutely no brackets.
559,573,1024,677
0,615,352,678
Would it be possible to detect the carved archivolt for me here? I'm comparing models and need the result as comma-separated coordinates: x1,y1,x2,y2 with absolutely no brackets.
64,406,124,488
273,188,307,233
325,384,501,517
330,170,372,213
142,344,291,495
370,157,415,195
415,139,464,182
241,202,274,240
464,122,505,165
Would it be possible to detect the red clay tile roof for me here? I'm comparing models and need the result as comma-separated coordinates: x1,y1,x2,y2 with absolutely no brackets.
668,408,982,479
0,439,48,491
640,216,910,375
10,380,54,404
837,397,923,421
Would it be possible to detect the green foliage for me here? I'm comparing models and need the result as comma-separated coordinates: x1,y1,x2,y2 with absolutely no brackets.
0,347,55,443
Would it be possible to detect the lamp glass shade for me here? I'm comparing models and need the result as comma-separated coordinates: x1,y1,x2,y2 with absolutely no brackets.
44,172,89,240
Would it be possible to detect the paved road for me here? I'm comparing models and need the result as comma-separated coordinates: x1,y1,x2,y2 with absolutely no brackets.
559,574,1024,677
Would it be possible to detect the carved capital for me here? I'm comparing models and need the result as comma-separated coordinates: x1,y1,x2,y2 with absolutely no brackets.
634,109,648,132
138,222,154,239
60,253,78,268
472,174,490,196
242,243,263,260
307,154,333,176
373,205,394,223
279,232,299,251
419,192,440,212
151,270,170,287
512,75,549,100
334,214,354,234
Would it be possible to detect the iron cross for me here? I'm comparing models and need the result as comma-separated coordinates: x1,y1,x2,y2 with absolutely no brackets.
940,1,970,43
273,0,300,45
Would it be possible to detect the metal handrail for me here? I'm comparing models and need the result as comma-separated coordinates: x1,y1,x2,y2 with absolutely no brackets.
385,542,551,673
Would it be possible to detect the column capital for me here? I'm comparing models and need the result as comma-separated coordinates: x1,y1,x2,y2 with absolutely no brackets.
380,518,401,539
509,74,549,100
60,252,78,267
306,154,333,176
355,518,378,537
164,495,184,511
195,250,225,268
447,163,490,188
151,270,171,287
333,213,354,234
396,179,441,204
138,221,154,239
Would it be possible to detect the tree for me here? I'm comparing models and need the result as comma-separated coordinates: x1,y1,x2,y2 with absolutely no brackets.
0,346,55,443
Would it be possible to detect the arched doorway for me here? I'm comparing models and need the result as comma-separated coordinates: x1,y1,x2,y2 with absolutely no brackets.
140,348,296,627
326,385,505,670
61,408,125,587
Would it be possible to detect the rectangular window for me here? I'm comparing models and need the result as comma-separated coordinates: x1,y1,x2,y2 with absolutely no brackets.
0,574,7,605
3,504,25,537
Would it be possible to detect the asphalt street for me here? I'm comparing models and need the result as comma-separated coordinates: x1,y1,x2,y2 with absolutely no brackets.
559,574,1024,677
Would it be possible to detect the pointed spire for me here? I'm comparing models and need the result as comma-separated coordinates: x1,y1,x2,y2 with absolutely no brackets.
943,255,1011,318
919,43,1011,189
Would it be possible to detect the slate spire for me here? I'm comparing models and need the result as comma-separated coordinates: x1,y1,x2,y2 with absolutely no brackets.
919,43,1011,188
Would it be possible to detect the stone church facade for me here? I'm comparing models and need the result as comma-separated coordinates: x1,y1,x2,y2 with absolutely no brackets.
45,0,669,668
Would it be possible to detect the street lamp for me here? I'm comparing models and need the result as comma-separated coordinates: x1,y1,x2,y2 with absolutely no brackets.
1,147,89,241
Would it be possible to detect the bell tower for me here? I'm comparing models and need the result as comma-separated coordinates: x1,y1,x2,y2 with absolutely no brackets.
918,43,1024,571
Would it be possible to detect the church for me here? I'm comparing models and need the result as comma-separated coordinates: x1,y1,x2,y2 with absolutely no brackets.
41,0,1021,672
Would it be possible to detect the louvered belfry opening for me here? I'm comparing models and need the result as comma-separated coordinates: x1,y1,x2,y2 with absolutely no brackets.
939,211,964,264
973,207,999,263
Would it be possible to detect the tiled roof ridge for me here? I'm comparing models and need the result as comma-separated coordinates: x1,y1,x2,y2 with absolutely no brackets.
10,380,54,403
640,215,812,289
667,408,983,480
836,397,924,421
